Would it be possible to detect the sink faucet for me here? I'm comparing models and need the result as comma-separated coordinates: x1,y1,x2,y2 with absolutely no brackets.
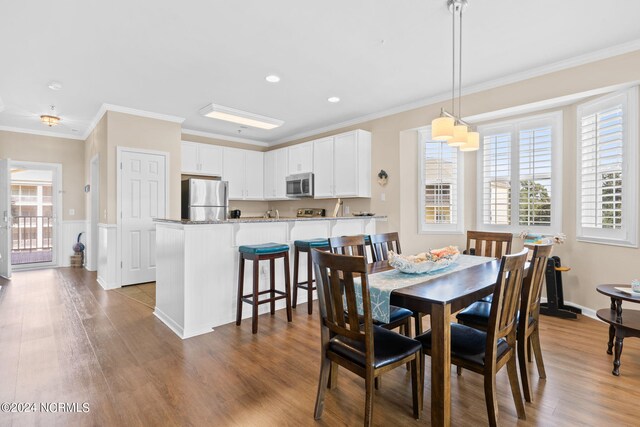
264,209,280,219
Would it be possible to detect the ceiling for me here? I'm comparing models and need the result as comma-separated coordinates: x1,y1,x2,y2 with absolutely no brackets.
1,0,639,145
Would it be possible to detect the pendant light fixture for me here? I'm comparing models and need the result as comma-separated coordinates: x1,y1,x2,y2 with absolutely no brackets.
431,0,479,151
40,105,61,127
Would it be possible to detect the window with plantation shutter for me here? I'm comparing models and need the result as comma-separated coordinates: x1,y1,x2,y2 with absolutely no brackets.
418,128,464,233
477,112,562,234
519,125,552,227
577,88,638,247
482,130,512,225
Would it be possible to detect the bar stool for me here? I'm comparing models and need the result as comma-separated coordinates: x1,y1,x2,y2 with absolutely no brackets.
292,238,330,315
235,242,292,334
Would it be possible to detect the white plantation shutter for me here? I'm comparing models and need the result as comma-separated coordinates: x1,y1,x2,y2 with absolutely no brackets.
519,125,553,226
424,141,457,224
577,88,638,247
580,105,623,229
482,131,512,225
419,129,464,233
478,112,562,233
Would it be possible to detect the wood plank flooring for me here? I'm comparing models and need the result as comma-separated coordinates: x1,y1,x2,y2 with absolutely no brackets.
1,268,640,426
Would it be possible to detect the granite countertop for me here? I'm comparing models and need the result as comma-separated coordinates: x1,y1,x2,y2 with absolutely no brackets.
154,215,386,225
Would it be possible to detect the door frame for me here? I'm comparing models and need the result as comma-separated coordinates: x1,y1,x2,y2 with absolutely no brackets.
10,160,63,271
87,154,100,271
116,146,170,287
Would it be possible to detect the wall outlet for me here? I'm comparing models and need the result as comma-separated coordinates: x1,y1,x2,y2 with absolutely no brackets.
344,205,350,215
380,193,386,202
69,208,75,216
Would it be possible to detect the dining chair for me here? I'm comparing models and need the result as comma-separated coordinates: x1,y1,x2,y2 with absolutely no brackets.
416,248,529,427
369,232,402,262
311,249,422,426
517,243,553,402
465,230,513,258
328,235,369,260
329,235,413,336
465,230,513,304
456,244,552,402
369,232,427,335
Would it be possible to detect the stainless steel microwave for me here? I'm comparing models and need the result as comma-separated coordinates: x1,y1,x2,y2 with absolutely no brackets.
286,172,314,198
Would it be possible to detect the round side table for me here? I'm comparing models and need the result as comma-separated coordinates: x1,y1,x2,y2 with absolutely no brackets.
596,284,640,376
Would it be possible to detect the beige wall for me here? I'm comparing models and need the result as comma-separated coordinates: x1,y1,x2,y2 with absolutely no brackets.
271,49,640,312
105,112,182,222
84,114,108,222
0,130,85,221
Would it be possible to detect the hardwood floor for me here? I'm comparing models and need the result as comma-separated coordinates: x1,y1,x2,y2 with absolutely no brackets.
1,268,640,426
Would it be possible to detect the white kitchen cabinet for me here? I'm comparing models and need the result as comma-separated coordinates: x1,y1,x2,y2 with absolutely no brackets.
264,151,276,199
181,141,223,176
244,150,264,200
288,142,313,174
181,142,200,174
222,147,264,200
312,130,371,199
263,147,289,200
198,144,223,176
313,137,334,198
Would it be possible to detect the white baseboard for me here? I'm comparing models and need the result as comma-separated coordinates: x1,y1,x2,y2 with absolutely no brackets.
540,297,597,320
96,275,119,290
153,307,185,338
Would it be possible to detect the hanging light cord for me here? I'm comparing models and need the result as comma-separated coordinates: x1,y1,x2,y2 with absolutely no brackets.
451,2,456,117
458,5,463,120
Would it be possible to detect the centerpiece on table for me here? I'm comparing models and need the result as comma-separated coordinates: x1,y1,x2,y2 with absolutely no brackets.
388,246,460,274
518,231,566,245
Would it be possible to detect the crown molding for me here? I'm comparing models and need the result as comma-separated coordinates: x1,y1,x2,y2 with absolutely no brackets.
80,103,185,140
271,38,640,146
81,104,108,140
463,81,640,124
0,125,86,141
181,128,268,147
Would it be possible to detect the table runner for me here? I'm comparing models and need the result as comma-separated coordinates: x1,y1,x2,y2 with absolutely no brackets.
354,254,494,323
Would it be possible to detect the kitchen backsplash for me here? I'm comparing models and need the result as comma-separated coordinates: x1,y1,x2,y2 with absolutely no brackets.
269,198,373,217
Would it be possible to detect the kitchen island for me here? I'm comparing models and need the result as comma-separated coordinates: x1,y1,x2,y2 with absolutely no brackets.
154,216,385,339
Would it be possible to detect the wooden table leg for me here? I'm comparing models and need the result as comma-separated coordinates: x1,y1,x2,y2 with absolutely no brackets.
607,298,616,354
430,303,451,427
613,331,624,376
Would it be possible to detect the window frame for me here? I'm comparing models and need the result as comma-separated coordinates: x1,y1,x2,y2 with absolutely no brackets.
476,111,563,235
576,87,638,248
418,127,465,234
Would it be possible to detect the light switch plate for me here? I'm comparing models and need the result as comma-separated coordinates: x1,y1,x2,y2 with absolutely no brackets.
381,193,386,201
69,209,75,216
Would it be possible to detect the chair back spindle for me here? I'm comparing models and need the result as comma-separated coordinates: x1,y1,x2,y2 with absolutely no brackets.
328,235,369,262
369,232,401,262
521,244,553,322
312,250,374,363
466,230,513,258
486,249,528,350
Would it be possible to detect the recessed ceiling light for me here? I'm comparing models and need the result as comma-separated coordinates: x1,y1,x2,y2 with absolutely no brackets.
328,97,341,103
265,75,281,83
48,81,63,91
199,103,284,130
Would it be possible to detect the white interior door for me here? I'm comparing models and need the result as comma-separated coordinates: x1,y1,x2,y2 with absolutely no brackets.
0,159,11,278
120,150,166,286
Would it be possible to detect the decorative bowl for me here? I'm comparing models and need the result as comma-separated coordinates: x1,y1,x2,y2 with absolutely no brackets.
388,247,460,274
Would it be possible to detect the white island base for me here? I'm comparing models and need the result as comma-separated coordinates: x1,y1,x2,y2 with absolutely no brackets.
154,217,381,339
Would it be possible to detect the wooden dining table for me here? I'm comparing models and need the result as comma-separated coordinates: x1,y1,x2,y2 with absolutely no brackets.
367,258,504,427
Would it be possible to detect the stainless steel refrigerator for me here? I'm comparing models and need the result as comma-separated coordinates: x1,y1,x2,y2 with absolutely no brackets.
181,178,228,221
